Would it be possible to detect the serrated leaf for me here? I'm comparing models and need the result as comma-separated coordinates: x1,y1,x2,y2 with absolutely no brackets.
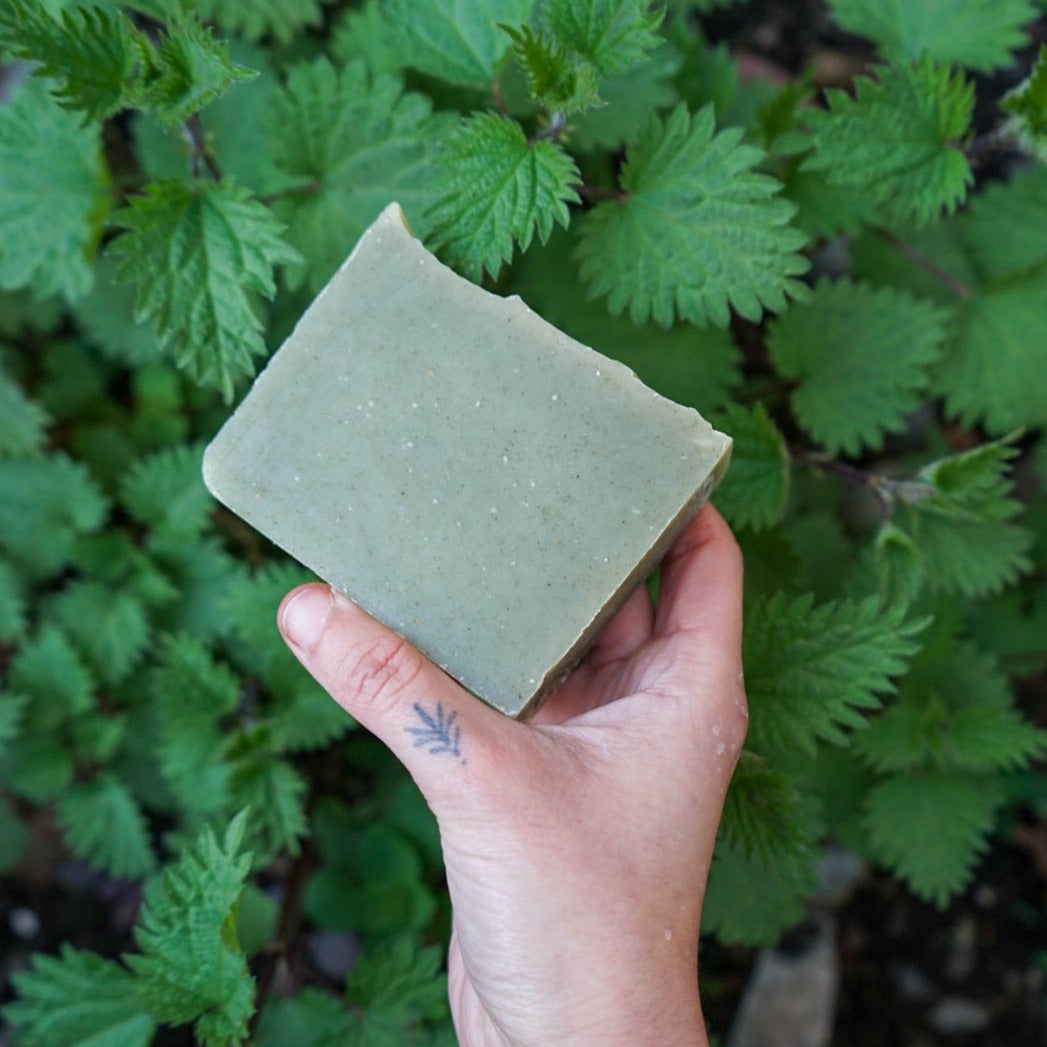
332,0,409,76
0,78,107,300
897,437,1033,596
120,443,212,539
381,0,535,86
56,774,156,879
802,56,973,226
0,559,27,641
193,0,331,44
347,939,448,1025
254,988,352,1047
9,624,94,723
227,744,308,863
0,368,50,458
127,814,254,1046
543,0,662,77
743,594,922,754
0,1,137,121
134,16,255,127
711,402,789,532
4,945,155,1047
863,771,1003,905
503,24,601,115
826,0,1036,72
150,535,240,642
1002,44,1047,162
50,581,150,686
0,691,27,759
427,112,579,280
108,178,298,398
268,58,447,292
875,522,924,609
570,41,682,152
767,279,948,455
577,104,808,327
0,732,73,802
701,838,814,946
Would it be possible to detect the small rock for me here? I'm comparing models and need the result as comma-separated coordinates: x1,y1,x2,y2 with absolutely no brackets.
8,907,40,940
927,996,991,1036
307,929,361,982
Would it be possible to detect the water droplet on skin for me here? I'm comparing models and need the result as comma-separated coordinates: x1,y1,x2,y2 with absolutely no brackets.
716,743,726,756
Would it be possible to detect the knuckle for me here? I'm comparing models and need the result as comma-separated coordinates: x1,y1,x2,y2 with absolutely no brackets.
332,630,424,715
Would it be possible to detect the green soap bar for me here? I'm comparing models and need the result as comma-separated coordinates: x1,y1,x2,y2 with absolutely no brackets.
203,203,731,717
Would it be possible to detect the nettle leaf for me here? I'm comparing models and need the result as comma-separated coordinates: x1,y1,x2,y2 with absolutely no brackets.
542,0,663,77
254,988,352,1047
711,402,789,532
269,58,447,292
109,178,299,398
0,368,50,458
56,774,156,879
897,437,1033,596
0,78,107,300
875,522,925,610
382,0,535,86
863,771,1003,905
0,692,28,759
227,740,308,863
4,945,155,1047
577,104,808,327
767,279,948,455
128,814,254,1047
346,938,448,1026
1002,44,1047,162
428,112,580,281
802,56,973,226
826,0,1036,72
0,0,137,121
193,0,331,44
503,25,601,115
50,581,150,686
0,560,28,641
333,0,410,76
134,16,256,127
120,443,212,539
8,624,94,723
743,593,922,755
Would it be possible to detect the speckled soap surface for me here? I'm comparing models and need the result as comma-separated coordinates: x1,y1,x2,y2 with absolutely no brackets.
203,203,731,717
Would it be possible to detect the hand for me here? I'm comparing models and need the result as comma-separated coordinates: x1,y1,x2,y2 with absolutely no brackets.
279,504,747,1047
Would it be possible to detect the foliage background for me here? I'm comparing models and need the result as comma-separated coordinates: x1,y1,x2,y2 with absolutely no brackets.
0,0,1046,1043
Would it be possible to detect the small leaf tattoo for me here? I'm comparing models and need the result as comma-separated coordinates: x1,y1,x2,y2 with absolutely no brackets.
406,702,463,760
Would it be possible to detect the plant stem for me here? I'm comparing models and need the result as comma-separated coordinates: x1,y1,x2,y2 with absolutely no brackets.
793,448,895,519
181,114,222,181
576,183,627,203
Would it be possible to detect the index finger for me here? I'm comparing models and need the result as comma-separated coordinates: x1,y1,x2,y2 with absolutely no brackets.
653,504,743,653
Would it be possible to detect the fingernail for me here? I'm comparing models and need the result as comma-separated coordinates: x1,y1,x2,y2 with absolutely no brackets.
280,586,334,652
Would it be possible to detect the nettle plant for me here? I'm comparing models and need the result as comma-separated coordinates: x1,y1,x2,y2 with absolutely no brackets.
1,0,1046,1043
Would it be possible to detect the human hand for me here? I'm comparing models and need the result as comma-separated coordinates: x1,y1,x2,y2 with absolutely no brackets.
278,504,747,1047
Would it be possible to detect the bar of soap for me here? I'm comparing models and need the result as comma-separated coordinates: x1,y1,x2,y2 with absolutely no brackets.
203,203,731,718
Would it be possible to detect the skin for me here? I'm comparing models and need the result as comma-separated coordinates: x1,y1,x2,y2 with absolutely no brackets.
279,504,748,1047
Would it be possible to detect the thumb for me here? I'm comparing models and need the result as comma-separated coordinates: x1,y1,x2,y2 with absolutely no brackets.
278,584,512,807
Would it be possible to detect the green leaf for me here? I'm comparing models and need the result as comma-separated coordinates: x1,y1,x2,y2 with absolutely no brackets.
381,0,535,86
347,938,448,1026
502,25,601,115
826,0,1036,72
897,436,1033,596
227,743,308,863
120,443,212,539
108,178,299,398
134,16,255,127
0,732,74,802
577,104,808,327
0,78,107,300
254,989,352,1047
0,455,108,577
0,560,27,641
0,794,29,873
333,0,410,76
0,1,137,121
767,279,948,455
542,0,663,77
128,814,254,1046
863,770,1003,905
802,56,973,226
701,839,813,946
1002,44,1047,162
56,774,156,879
711,402,789,532
743,594,922,754
4,945,155,1047
428,112,580,281
875,522,924,610
9,624,95,722
193,0,331,44
268,58,447,292
0,691,27,759
50,581,150,686
0,368,50,458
